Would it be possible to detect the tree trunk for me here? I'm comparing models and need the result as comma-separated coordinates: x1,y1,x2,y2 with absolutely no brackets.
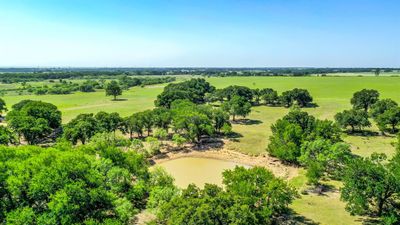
129,132,133,140
114,95,117,100
232,114,235,121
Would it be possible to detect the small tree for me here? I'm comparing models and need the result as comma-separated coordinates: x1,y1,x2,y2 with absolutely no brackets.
106,80,122,100
351,89,380,111
376,107,400,133
335,109,371,133
222,95,251,121
0,98,7,117
63,113,99,144
260,88,279,105
0,126,16,145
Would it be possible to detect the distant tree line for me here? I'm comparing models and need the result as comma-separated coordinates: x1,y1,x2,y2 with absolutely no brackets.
1,67,397,83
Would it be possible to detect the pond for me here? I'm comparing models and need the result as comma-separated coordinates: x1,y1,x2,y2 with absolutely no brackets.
158,157,250,188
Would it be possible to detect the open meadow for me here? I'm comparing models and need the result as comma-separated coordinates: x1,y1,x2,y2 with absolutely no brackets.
1,76,399,225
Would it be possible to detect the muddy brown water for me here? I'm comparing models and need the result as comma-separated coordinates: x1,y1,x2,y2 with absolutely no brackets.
158,157,250,188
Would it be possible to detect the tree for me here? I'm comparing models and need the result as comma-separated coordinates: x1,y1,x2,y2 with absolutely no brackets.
341,153,400,217
95,111,123,134
6,100,62,144
152,108,172,130
0,98,7,117
220,85,254,102
222,95,251,121
260,88,279,105
138,110,154,136
376,107,400,133
120,113,144,139
369,99,398,119
351,89,380,111
171,100,214,143
155,78,215,108
106,80,122,100
335,109,371,132
280,88,313,108
0,144,151,224
211,108,230,133
268,109,342,163
63,113,99,144
299,140,352,184
157,167,297,225
0,126,16,145
374,68,381,76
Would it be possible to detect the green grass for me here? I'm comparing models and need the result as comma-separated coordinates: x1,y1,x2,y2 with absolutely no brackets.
2,85,165,122
2,76,399,225
207,76,400,157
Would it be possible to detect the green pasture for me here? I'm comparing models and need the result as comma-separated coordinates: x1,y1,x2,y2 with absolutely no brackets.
1,76,399,225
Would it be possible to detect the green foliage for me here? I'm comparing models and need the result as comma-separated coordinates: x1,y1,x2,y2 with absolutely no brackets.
335,109,371,132
95,111,123,134
63,113,98,144
155,78,215,108
299,140,352,184
280,88,313,107
351,89,380,111
0,98,7,116
157,167,297,225
341,153,400,217
6,100,62,144
268,109,342,163
145,137,161,156
172,134,186,148
106,80,122,100
222,95,252,120
211,108,230,133
171,100,214,143
376,107,400,133
220,85,254,102
154,129,168,140
0,144,150,224
120,114,144,139
0,126,17,145
260,88,279,105
370,99,398,119
147,167,178,210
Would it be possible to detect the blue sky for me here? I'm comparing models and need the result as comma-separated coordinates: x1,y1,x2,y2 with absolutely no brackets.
0,0,399,67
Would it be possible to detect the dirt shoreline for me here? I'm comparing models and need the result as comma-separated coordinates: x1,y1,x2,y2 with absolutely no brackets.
152,140,299,180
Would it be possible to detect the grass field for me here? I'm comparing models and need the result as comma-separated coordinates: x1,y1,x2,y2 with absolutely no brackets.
1,76,399,225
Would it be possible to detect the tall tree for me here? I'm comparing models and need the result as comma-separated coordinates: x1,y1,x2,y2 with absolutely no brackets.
105,80,122,100
335,109,371,132
63,113,99,144
222,95,252,121
351,89,380,111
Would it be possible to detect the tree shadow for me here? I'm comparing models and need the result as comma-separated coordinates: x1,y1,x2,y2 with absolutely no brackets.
302,102,319,108
112,98,128,101
345,130,379,137
225,132,243,140
232,119,262,125
277,209,320,225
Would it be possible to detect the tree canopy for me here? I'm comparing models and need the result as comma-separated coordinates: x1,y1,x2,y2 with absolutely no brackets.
106,80,123,100
6,100,62,144
156,166,297,225
0,144,151,224
351,89,380,111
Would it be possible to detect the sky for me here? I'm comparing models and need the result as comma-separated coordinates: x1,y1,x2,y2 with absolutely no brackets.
0,0,399,67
